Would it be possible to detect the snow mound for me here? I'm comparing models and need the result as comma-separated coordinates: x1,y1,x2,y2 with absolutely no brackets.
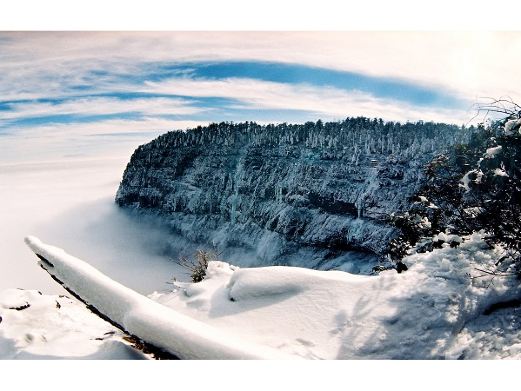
155,233,521,359
485,145,502,158
227,266,369,301
504,119,521,134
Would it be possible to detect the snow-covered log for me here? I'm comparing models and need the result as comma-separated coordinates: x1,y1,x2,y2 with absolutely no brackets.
24,236,295,360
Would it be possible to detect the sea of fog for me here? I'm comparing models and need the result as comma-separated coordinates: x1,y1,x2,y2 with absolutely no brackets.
0,130,377,296
0,134,186,295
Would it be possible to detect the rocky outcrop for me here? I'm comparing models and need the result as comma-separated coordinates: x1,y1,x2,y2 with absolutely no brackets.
116,118,471,271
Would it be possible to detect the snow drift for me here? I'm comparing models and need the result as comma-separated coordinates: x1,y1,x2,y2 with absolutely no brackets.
18,234,521,359
154,234,521,359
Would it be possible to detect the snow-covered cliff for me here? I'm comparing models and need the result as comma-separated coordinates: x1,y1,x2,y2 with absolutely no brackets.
116,118,471,270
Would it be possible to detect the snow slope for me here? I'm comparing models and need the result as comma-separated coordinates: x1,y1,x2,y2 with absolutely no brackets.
5,234,520,359
154,232,521,359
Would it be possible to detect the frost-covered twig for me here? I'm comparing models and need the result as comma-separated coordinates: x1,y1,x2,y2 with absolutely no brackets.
473,267,517,278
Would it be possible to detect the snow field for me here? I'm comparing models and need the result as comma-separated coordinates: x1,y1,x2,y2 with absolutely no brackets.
2,233,518,359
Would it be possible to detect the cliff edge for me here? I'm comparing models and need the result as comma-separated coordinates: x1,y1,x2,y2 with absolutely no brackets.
116,118,470,271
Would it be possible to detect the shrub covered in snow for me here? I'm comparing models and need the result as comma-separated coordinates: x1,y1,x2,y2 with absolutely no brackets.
388,107,521,277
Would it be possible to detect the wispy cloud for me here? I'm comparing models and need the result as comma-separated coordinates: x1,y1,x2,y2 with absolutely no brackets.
1,32,519,100
143,77,470,124
1,31,520,164
149,61,466,109
0,117,209,164
1,96,206,126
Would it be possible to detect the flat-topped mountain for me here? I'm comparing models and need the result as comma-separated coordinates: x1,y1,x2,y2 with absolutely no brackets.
116,118,472,272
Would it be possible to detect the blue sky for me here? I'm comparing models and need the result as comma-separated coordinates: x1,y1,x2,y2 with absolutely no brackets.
0,59,468,131
0,32,520,162
151,61,464,108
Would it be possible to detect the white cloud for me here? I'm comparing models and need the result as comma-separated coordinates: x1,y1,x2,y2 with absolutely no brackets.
7,117,207,138
1,32,517,166
1,32,520,103
2,96,205,121
143,77,471,124
0,117,209,166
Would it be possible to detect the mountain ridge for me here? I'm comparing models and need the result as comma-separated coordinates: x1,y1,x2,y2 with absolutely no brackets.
115,117,472,271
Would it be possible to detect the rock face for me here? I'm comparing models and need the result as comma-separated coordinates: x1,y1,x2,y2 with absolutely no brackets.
116,118,471,271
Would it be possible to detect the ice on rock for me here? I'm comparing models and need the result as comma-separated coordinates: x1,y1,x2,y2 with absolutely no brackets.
494,167,509,177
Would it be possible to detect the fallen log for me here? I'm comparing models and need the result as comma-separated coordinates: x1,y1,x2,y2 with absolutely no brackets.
25,236,293,360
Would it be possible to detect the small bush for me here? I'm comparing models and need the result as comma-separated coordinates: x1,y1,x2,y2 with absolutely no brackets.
176,250,217,283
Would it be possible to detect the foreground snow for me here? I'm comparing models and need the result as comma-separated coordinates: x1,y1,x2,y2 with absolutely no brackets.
1,234,520,359
153,233,521,359
0,288,146,359
21,236,292,359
